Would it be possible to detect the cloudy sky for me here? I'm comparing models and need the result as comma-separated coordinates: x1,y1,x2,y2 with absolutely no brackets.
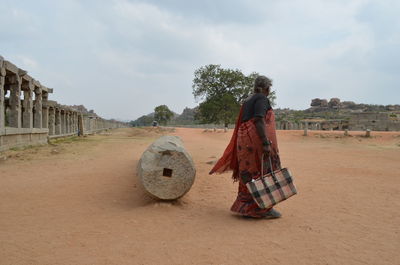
1,0,399,120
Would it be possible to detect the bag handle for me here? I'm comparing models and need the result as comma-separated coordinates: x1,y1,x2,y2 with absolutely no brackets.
261,154,287,201
261,153,278,183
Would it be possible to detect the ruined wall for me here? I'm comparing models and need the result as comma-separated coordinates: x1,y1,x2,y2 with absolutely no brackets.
348,112,400,131
0,56,127,151
276,115,400,132
276,108,400,132
276,120,350,131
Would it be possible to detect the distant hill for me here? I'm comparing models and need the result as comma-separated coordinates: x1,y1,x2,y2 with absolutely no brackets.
130,98,400,126
306,98,400,112
170,107,198,125
131,107,198,126
275,98,400,123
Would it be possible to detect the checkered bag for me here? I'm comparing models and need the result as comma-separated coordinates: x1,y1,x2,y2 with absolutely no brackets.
246,155,297,209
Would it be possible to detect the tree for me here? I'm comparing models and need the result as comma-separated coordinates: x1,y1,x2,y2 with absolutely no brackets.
192,64,276,127
154,105,174,125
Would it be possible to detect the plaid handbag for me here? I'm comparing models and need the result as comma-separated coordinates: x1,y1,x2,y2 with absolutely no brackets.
246,155,297,209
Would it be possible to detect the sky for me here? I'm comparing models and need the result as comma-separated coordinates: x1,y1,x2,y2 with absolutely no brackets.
1,0,399,121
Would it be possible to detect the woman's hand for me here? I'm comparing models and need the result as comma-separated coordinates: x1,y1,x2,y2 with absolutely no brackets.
263,144,272,155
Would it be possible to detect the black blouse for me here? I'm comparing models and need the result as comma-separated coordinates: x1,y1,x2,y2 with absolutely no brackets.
241,93,271,122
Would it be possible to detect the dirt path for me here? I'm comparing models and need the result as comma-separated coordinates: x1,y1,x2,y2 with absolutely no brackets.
1,128,399,265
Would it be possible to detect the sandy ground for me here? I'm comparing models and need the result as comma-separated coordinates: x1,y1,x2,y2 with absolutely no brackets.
0,127,399,265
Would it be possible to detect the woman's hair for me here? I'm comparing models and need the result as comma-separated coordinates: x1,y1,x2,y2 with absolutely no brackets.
254,75,272,93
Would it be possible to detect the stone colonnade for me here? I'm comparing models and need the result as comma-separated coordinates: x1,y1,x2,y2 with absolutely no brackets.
0,56,128,151
44,101,81,137
276,120,348,131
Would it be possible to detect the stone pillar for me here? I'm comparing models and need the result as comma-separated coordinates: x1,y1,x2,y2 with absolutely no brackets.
69,112,72,133
137,136,196,200
42,107,49,129
65,111,70,134
70,112,73,133
76,113,79,133
70,113,73,133
74,113,77,133
70,112,74,133
33,87,42,128
55,108,61,135
78,114,84,136
61,110,65,134
66,112,70,134
0,65,5,129
48,107,55,135
63,111,67,134
303,122,308,136
71,112,75,134
75,113,79,133
9,74,22,128
22,82,33,128
42,91,49,129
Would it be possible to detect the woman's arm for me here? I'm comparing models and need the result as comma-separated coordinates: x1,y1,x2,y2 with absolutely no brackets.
254,95,272,154
254,117,271,154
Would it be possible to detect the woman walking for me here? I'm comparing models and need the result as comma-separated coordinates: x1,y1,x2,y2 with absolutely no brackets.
209,75,282,219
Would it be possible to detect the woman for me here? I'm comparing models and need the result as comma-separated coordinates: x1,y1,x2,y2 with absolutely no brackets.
209,75,282,219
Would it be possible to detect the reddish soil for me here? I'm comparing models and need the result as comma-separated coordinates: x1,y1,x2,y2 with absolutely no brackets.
0,128,399,265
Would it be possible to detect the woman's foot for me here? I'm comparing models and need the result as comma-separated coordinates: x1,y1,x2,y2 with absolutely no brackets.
261,209,281,219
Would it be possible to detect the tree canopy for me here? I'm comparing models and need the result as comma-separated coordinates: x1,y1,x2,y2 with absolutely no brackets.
154,105,174,125
192,64,276,127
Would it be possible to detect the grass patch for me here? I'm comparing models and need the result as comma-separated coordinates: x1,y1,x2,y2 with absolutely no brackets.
9,145,42,152
50,136,89,145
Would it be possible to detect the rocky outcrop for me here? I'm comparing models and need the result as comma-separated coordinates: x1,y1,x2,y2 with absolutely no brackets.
311,98,328,107
328,98,341,109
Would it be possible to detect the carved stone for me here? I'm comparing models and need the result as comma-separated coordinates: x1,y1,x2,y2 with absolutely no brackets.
137,136,196,200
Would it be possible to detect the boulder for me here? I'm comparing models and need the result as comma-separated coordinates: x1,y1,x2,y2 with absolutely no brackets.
328,98,341,109
137,136,196,200
311,98,328,107
342,101,356,109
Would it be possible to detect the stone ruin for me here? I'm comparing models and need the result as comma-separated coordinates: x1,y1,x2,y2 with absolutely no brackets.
310,98,328,108
310,98,342,110
137,136,196,200
274,98,400,132
0,56,128,151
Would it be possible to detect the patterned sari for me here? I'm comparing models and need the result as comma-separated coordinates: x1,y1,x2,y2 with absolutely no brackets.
210,106,281,218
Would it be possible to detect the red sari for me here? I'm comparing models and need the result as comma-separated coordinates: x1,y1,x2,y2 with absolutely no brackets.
210,106,281,218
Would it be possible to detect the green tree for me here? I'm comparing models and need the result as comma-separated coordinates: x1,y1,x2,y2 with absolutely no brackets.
192,64,276,127
154,105,174,125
